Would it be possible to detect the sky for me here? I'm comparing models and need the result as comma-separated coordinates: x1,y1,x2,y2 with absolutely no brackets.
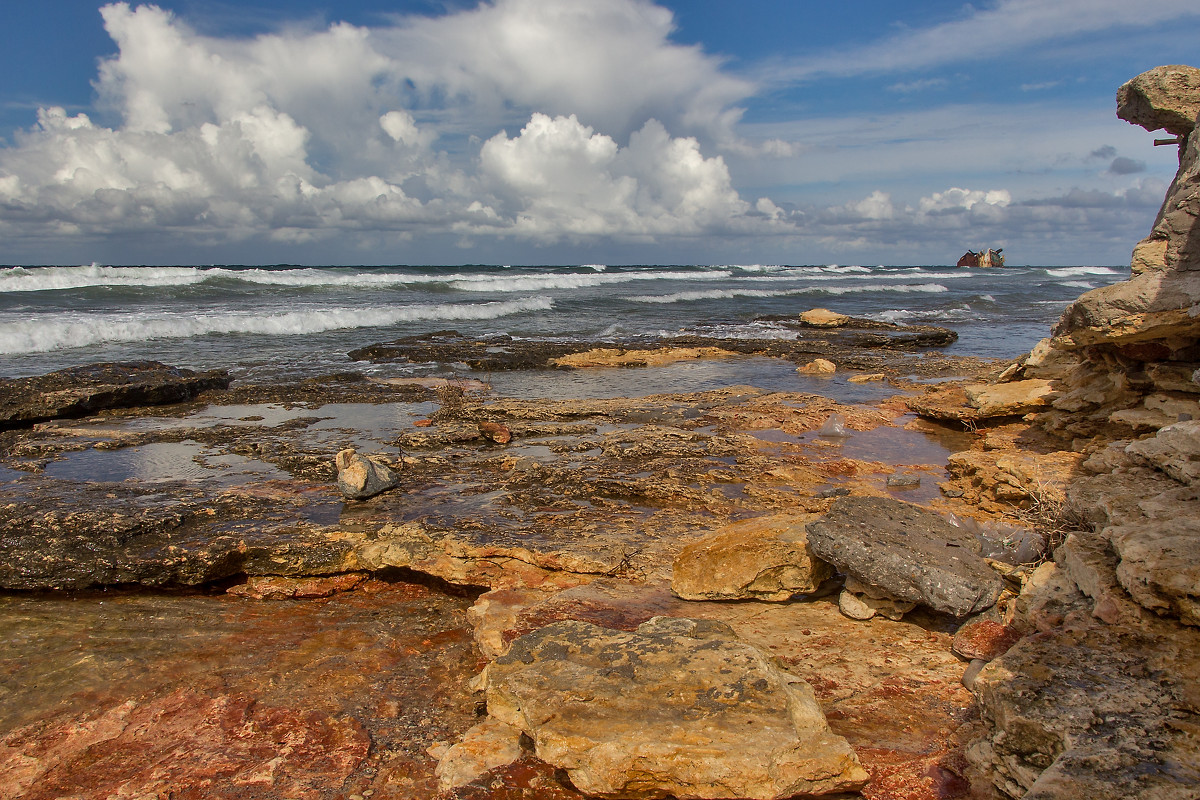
0,0,1197,267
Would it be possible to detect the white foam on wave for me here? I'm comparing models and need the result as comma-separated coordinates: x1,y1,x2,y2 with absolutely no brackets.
731,264,786,273
446,269,732,293
823,265,871,273
632,283,949,304
1059,280,1095,289
581,264,607,272
0,264,207,292
0,296,552,354
209,267,414,288
876,305,973,325
1044,266,1122,278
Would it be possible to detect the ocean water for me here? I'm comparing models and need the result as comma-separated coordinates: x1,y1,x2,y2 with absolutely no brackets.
0,263,1127,384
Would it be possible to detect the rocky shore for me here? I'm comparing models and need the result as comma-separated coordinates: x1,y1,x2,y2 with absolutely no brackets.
2,66,1199,800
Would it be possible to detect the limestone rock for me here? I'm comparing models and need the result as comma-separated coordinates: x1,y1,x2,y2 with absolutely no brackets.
1054,272,1200,346
837,577,916,621
480,617,869,799
550,346,735,369
969,623,1200,799
435,718,525,792
799,308,850,328
798,358,836,375
963,379,1056,417
1019,338,1080,381
670,514,832,601
1110,508,1200,626
334,448,400,500
352,521,627,590
1116,64,1200,138
1011,561,1092,634
462,577,985,798
1125,419,1200,484
807,496,1003,617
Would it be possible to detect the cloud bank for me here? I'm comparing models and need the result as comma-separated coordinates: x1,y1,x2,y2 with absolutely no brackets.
0,0,1184,264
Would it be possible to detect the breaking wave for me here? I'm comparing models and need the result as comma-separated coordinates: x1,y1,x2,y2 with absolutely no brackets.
443,269,732,293
1044,266,1123,278
0,264,209,292
631,283,949,304
0,296,552,354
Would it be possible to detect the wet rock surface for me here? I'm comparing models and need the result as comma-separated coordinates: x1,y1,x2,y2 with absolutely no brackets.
807,496,1004,617
0,350,995,800
0,361,230,429
347,318,960,374
0,580,485,800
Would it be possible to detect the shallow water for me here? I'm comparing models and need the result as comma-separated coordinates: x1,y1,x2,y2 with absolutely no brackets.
487,356,901,403
42,441,290,484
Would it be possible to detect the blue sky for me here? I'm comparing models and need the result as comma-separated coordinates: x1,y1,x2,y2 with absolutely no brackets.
0,0,1197,266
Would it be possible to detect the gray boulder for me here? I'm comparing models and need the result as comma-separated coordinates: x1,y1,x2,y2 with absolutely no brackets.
807,496,1003,617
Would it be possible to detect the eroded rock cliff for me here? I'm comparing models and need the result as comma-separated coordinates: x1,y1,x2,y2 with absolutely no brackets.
967,65,1200,799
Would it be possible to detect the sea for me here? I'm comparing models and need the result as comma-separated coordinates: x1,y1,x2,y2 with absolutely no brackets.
0,262,1127,395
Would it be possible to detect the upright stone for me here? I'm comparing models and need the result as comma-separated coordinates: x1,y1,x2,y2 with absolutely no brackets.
334,448,400,500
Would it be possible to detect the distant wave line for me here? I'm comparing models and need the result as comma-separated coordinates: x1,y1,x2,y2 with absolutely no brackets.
630,283,949,304
1044,266,1122,278
0,264,732,294
0,296,552,354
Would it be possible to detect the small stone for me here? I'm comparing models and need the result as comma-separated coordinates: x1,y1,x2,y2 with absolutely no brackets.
838,577,917,621
848,373,886,383
478,421,513,444
961,658,988,689
436,718,524,792
798,358,837,375
800,308,851,328
887,473,921,488
952,619,1023,662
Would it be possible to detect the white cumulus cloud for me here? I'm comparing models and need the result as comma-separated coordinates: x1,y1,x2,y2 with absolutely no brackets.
0,1,774,250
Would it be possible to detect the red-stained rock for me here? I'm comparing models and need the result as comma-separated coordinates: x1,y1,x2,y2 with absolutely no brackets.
478,421,512,444
951,619,1023,662
227,571,369,600
0,687,369,800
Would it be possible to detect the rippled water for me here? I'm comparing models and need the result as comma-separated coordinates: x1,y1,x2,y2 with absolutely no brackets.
0,262,1127,381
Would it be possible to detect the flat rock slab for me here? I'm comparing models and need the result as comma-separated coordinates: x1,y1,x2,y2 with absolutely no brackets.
482,616,869,799
807,496,1003,617
466,579,981,800
0,361,229,429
